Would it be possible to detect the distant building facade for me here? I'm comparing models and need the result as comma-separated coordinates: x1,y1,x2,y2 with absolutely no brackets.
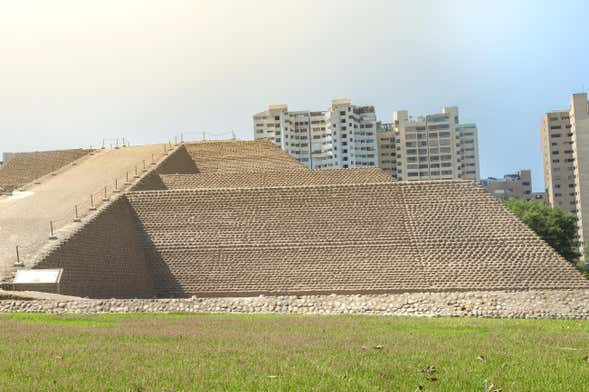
376,122,396,177
1,153,15,166
254,101,480,182
481,169,545,201
392,106,480,181
253,99,377,169
541,92,589,246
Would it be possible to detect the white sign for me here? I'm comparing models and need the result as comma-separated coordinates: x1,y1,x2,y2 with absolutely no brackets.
14,269,62,284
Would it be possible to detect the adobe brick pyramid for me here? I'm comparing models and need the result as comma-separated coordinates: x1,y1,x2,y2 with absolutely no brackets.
5,140,589,298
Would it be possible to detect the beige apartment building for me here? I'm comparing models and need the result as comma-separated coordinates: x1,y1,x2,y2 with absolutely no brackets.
481,169,545,201
393,107,480,181
254,102,480,182
376,122,396,176
541,92,589,246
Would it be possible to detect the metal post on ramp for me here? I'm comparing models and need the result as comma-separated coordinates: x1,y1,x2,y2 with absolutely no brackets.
14,245,23,267
90,194,96,211
49,221,57,240
73,205,81,222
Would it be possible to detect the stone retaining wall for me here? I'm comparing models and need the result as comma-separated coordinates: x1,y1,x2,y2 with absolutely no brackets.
1,290,588,319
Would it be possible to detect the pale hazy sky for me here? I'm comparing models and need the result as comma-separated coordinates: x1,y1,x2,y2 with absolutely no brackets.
1,0,588,190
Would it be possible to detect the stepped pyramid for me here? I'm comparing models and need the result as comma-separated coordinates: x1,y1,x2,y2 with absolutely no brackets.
2,140,588,298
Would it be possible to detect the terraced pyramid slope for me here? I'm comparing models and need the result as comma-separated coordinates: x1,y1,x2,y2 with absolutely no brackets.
0,144,170,281
184,140,307,173
133,140,310,191
31,197,154,298
0,149,92,193
125,181,589,297
15,139,588,299
160,168,393,189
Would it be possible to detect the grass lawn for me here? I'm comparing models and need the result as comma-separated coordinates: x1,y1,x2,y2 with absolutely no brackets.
0,313,588,391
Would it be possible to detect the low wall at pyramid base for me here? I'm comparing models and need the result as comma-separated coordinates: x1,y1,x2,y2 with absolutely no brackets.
2,290,589,320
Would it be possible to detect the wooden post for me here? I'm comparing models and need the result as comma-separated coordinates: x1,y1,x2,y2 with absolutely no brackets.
90,194,96,211
73,205,81,222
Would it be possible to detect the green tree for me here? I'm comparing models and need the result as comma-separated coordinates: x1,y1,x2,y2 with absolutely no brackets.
503,198,580,262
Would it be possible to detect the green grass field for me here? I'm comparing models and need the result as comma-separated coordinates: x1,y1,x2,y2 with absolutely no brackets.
0,313,588,391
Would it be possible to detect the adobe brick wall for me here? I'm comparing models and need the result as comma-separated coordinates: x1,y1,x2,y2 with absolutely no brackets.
125,181,589,297
133,140,310,191
131,145,199,191
32,197,155,298
0,149,91,192
161,168,393,189
184,140,307,174
15,140,588,299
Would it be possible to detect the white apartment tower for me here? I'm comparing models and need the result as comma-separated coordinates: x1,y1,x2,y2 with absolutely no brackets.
254,101,480,181
393,107,480,181
254,99,378,169
541,92,589,246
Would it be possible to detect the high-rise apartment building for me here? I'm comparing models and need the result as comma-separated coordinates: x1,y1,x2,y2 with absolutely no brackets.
541,92,589,246
327,99,378,169
376,122,396,177
254,101,480,182
252,105,331,169
253,99,378,169
393,107,480,181
541,109,575,212
457,123,480,181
